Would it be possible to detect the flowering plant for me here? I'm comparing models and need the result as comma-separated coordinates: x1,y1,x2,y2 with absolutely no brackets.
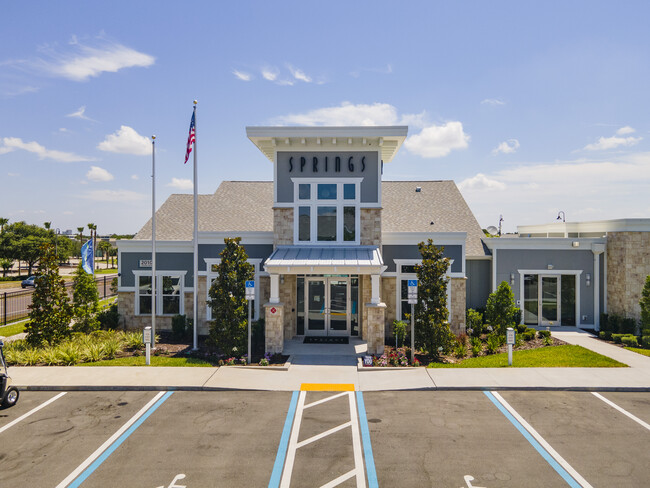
259,358,269,366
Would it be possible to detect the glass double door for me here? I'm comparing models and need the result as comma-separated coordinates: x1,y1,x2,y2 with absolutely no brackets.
524,274,576,326
305,277,349,336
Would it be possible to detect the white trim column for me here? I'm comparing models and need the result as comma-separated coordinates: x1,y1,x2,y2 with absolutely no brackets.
270,273,280,304
370,274,381,305
592,243,605,331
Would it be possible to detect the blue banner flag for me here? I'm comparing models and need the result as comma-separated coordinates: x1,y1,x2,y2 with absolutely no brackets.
81,239,94,274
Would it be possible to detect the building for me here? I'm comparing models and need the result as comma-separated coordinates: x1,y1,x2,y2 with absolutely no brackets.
117,126,650,354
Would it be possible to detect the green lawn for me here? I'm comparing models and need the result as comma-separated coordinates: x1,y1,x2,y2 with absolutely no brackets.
427,345,627,368
94,268,118,275
0,321,26,337
624,347,650,357
77,356,214,367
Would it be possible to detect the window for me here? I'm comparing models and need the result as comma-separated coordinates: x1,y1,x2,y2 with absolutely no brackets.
135,272,185,316
292,178,361,245
395,259,452,322
205,258,261,321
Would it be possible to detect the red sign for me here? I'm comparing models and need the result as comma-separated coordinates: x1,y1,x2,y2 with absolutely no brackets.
270,307,277,314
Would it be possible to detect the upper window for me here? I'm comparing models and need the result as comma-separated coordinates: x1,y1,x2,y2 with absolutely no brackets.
292,178,361,245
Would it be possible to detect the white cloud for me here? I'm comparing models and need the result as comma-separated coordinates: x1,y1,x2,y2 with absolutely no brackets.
584,135,642,151
7,172,19,177
616,126,635,135
80,189,146,202
232,70,251,81
97,126,150,155
272,102,399,126
399,111,428,130
287,65,312,83
131,174,139,180
66,105,95,121
35,41,155,82
0,136,94,162
63,210,74,215
59,128,70,133
403,122,470,158
86,165,114,182
350,64,393,78
492,139,520,155
167,178,193,191
261,67,278,81
458,173,506,191
481,98,505,106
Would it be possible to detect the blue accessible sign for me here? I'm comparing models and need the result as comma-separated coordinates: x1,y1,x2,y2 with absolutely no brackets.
407,279,418,304
245,280,255,300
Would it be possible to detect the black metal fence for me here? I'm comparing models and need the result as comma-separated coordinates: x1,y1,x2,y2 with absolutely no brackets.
0,275,117,327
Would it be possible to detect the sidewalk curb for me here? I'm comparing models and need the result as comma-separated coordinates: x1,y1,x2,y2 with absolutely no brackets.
14,385,650,392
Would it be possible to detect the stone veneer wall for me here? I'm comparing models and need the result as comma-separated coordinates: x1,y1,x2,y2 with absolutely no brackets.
360,208,381,246
265,304,284,353
117,291,173,331
382,277,397,337
259,276,270,305
449,278,467,335
360,275,371,339
607,232,650,322
274,208,293,247
279,275,296,339
366,304,386,355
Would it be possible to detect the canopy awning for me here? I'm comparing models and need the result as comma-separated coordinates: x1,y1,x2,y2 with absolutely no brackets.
264,246,385,275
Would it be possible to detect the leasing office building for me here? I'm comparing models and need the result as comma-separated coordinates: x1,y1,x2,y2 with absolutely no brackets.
117,126,649,354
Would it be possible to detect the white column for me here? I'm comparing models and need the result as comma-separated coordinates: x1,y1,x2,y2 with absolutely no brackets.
592,243,605,331
371,274,381,304
270,274,280,303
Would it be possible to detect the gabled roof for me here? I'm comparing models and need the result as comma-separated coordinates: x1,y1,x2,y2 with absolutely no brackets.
133,180,487,256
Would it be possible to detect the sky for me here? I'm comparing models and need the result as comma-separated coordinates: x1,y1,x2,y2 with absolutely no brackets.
1,0,649,235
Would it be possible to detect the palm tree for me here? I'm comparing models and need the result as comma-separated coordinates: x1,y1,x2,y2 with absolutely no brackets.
44,222,51,230
0,217,9,233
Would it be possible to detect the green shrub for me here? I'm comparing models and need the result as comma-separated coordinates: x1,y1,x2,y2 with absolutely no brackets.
640,275,650,329
16,348,41,365
642,328,650,337
252,319,265,346
515,324,527,334
543,335,553,346
538,330,551,339
611,333,625,344
485,333,501,354
621,335,638,347
600,313,611,332
123,331,145,350
485,282,519,335
641,336,650,348
470,337,482,357
98,303,120,330
56,342,82,365
172,314,190,340
102,337,123,359
599,331,612,341
454,339,468,358
620,318,637,335
466,309,483,337
41,346,62,366
82,342,107,362
393,320,407,347
522,330,536,341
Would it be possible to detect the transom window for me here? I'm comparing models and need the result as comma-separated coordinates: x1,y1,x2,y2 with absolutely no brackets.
292,178,361,245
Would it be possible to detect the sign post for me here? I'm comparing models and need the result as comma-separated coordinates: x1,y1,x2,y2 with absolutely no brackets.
143,326,152,366
245,280,255,364
407,279,418,364
506,327,515,366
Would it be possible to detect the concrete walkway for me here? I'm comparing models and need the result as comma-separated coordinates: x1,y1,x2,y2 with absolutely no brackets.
7,330,650,392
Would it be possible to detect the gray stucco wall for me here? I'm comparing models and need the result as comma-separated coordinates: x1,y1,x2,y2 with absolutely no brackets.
495,248,596,324
276,151,379,204
382,244,463,273
466,259,491,310
121,244,273,288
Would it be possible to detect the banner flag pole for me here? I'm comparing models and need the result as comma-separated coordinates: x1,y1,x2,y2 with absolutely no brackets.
192,100,199,351
151,135,157,347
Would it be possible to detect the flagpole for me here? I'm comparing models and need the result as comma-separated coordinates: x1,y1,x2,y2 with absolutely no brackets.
192,100,198,351
151,135,157,348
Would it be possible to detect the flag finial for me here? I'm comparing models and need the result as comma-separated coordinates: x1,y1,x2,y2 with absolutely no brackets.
193,100,198,105
152,135,156,140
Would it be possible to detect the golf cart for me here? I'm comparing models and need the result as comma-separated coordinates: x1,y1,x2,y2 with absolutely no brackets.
0,339,19,408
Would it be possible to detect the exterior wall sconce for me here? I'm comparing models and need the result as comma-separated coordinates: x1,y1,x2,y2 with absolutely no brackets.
572,241,580,247
280,275,285,285
586,273,591,287
547,264,554,270
510,273,515,286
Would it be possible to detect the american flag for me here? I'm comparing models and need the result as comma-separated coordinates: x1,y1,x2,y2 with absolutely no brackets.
184,112,196,164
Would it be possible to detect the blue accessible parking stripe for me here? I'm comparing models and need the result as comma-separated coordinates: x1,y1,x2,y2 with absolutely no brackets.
268,391,299,488
356,391,378,488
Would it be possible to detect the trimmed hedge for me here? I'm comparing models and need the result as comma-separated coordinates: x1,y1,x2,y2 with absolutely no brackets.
621,335,638,347
642,336,650,348
611,333,625,344
538,330,551,339
599,331,612,341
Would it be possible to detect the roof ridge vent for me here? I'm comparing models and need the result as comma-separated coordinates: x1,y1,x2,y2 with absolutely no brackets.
415,186,422,192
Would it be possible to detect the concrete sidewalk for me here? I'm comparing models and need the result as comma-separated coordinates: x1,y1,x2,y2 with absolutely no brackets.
8,329,650,392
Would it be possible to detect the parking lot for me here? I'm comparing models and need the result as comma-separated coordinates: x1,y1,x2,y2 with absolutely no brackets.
0,389,648,487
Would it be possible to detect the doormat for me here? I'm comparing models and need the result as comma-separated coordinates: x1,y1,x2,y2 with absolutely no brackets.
304,336,349,344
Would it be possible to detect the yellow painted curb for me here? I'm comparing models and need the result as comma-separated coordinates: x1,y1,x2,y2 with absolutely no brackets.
300,383,355,391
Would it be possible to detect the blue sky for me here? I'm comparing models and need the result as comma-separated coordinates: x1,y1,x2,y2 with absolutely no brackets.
1,0,649,235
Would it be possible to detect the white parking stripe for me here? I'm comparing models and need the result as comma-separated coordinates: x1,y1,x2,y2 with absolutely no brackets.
592,392,650,431
347,391,366,488
490,391,593,488
0,392,67,435
280,390,307,488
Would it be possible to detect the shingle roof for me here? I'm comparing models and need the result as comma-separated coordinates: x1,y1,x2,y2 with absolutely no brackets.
381,181,487,256
134,180,486,255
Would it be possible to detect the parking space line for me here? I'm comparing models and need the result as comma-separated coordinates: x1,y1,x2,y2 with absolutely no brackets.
269,391,299,488
304,391,350,409
484,391,593,488
355,392,378,488
56,391,173,488
296,421,352,448
592,392,650,431
0,392,67,435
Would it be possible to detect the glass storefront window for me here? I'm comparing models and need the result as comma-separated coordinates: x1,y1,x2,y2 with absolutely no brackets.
343,206,355,241
317,206,337,241
344,184,355,200
299,184,310,200
523,274,538,325
298,206,310,241
561,275,576,326
161,276,181,315
138,275,152,315
317,184,337,199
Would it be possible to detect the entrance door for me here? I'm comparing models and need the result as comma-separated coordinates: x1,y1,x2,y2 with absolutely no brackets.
305,277,349,336
540,276,559,325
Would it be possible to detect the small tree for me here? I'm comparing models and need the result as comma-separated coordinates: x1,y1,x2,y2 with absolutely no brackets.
640,275,650,330
485,281,519,335
71,261,100,333
0,258,12,277
414,239,455,357
25,244,72,346
208,238,254,356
